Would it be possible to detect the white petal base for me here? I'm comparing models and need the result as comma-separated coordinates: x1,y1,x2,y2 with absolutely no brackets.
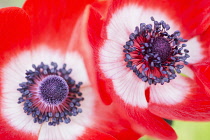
150,75,190,105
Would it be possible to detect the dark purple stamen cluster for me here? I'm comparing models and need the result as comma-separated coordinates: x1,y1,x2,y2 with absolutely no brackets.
17,62,84,126
39,75,69,105
123,17,190,85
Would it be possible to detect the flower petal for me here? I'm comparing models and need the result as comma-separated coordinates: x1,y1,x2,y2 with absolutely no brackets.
191,61,210,92
106,3,180,45
23,0,95,48
91,0,110,18
87,6,113,105
66,6,96,88
112,96,177,140
99,39,149,108
190,26,210,87
78,128,117,140
0,49,39,138
187,37,207,64
149,74,210,121
0,7,31,65
181,66,194,79
0,7,37,140
150,75,189,105
199,26,210,54
38,122,85,140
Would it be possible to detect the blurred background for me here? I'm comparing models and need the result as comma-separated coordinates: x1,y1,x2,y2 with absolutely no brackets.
0,0,25,8
1,0,210,140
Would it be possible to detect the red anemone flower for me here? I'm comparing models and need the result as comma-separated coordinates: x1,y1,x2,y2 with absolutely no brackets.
87,0,210,139
0,1,143,140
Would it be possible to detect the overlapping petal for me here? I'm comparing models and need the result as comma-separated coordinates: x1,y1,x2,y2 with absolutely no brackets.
23,0,95,48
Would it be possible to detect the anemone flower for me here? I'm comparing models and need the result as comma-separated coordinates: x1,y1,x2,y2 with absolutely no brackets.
0,1,144,140
87,0,210,139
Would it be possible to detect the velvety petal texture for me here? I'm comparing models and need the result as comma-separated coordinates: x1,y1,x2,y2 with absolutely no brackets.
0,7,31,63
23,0,95,47
88,0,210,139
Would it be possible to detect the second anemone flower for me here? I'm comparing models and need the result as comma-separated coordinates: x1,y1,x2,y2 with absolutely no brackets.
87,0,210,139
0,0,144,140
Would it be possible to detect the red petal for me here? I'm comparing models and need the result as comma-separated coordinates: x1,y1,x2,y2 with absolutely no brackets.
87,6,112,104
87,5,106,50
23,0,95,48
105,0,210,38
0,7,31,66
0,7,37,140
0,119,37,140
93,101,143,140
191,24,210,82
91,0,111,18
191,61,210,92
66,6,102,100
78,128,117,140
191,28,210,91
113,95,177,140
198,26,210,58
149,76,210,121
200,26,210,52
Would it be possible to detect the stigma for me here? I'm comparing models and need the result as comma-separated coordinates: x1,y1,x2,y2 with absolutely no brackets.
17,62,84,126
123,17,190,85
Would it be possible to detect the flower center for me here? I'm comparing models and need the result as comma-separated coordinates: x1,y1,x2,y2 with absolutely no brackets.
39,75,69,105
151,37,171,62
123,17,190,85
17,62,84,126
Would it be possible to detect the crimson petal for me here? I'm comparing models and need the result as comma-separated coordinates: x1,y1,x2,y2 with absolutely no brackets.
0,7,31,65
23,0,95,49
78,127,117,140
87,6,113,105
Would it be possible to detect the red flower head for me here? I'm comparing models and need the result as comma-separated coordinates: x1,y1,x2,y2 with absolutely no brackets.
0,0,143,140
87,0,210,139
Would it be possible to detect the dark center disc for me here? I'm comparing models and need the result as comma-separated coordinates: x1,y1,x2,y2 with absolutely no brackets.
151,37,171,62
39,75,69,105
